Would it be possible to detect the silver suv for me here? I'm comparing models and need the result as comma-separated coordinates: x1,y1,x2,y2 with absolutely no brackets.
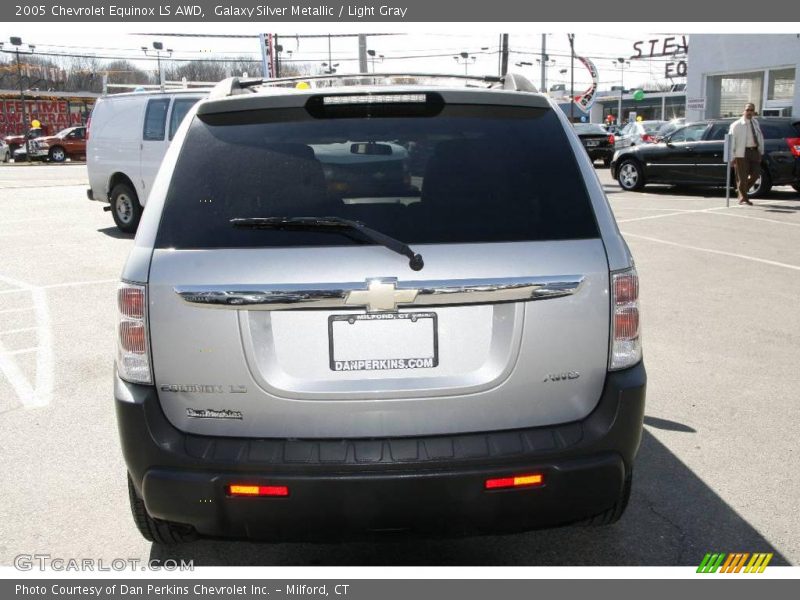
116,74,646,544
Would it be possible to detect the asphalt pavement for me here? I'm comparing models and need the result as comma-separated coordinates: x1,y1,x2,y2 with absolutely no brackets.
0,164,798,566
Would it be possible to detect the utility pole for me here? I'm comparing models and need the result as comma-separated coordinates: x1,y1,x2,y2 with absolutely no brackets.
568,34,575,123
500,34,509,77
358,34,368,74
540,34,546,91
274,34,280,77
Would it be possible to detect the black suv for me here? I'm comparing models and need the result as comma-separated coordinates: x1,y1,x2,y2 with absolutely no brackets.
611,117,800,197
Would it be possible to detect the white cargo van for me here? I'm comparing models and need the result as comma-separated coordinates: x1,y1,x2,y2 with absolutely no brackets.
86,90,206,232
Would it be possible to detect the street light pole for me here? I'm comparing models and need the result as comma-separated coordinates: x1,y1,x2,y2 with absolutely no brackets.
454,52,476,75
142,41,172,91
615,58,631,126
10,37,32,163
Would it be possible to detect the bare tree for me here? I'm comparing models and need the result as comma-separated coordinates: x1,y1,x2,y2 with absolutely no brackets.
163,59,227,84
102,60,151,88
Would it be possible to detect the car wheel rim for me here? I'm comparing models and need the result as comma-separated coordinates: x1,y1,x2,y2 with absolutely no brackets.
748,177,761,195
116,194,133,224
620,164,638,188
52,149,65,161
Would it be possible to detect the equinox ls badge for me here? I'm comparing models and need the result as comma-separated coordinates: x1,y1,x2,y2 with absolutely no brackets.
543,371,580,383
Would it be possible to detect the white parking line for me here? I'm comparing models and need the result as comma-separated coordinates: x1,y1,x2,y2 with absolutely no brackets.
0,274,54,408
0,327,39,335
617,201,800,225
0,347,39,356
43,278,118,290
707,211,800,228
0,307,33,314
0,278,117,295
621,232,800,272
613,207,700,212
0,339,35,404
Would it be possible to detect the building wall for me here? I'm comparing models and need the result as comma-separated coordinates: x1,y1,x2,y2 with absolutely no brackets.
686,34,800,121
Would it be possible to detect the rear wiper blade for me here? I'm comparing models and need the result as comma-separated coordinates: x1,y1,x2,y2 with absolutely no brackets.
230,216,424,271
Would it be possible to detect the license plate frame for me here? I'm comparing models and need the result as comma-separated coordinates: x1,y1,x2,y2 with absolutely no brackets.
328,312,439,372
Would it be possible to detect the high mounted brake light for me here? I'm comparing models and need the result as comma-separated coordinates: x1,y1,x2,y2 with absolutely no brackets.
117,282,152,384
322,93,427,105
610,268,642,370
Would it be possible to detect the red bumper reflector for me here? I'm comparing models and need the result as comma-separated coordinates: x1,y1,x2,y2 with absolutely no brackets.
228,484,289,497
485,473,544,490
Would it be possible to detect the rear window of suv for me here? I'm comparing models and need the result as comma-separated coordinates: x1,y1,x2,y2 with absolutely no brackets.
155,101,599,249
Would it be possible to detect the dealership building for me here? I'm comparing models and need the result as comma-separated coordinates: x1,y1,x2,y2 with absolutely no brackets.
685,34,799,121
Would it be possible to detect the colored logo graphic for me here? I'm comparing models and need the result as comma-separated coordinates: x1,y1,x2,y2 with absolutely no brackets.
697,553,773,573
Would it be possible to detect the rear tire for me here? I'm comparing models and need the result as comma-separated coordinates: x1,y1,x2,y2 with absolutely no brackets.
582,470,633,526
617,159,646,191
110,182,143,233
127,475,197,545
747,167,772,199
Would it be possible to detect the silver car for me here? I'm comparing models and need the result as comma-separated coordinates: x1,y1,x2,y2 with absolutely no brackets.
614,120,667,148
116,74,646,543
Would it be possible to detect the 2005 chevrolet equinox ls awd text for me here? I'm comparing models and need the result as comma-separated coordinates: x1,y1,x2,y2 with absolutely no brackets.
113,73,646,544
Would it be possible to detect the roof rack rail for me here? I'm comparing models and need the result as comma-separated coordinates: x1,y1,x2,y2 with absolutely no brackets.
209,72,538,99
208,77,267,99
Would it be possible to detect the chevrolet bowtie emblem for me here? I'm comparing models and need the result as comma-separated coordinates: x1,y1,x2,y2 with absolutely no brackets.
344,279,419,312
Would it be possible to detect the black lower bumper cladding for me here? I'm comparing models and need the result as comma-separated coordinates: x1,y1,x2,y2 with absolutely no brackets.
116,363,646,541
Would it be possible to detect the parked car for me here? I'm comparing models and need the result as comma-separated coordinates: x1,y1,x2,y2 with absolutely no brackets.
116,75,646,544
86,89,206,232
27,126,86,162
573,122,615,166
611,117,800,196
3,127,45,155
614,120,666,149
0,139,10,163
653,118,686,142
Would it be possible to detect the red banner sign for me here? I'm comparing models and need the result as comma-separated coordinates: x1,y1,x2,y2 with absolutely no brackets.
0,99,87,137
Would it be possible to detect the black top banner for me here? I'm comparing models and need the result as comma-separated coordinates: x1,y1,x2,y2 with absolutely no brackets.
3,0,799,21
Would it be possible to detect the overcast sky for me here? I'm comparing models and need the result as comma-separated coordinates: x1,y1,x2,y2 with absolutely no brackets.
3,24,691,92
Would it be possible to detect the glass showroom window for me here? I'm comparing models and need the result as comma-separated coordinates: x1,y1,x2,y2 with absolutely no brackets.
767,68,795,101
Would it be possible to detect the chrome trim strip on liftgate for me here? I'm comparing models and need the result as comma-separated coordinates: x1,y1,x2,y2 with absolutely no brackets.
174,275,585,313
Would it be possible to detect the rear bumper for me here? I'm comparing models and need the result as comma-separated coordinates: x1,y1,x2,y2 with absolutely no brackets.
116,362,646,541
587,147,614,162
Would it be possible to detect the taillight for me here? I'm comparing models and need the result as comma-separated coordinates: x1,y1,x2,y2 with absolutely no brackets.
608,134,615,145
786,137,800,157
485,473,544,490
227,484,289,497
610,268,642,370
117,282,152,383
641,134,653,143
